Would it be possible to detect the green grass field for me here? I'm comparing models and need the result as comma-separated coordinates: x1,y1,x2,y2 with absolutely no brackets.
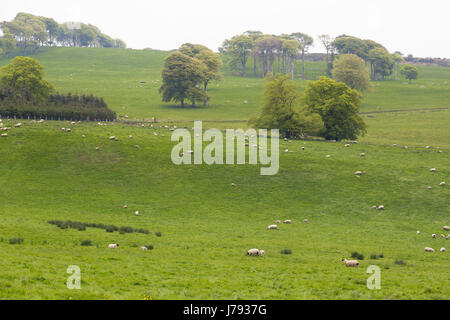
0,48,449,300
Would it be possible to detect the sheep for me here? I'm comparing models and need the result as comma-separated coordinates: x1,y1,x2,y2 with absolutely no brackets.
14,123,22,128
393,144,397,147
355,171,364,176
441,234,446,238
345,144,350,147
427,186,432,190
325,155,331,158
444,226,450,231
109,136,117,141
82,135,86,138
258,250,265,256
141,246,148,251
284,220,292,224
123,205,128,209
432,234,436,238
371,206,377,210
439,182,446,186
108,244,119,249
96,147,100,150
66,128,71,132
416,230,420,234
377,205,385,210
231,183,236,187
275,220,281,224
303,219,309,223
267,225,278,230
424,247,435,252
247,248,260,256
425,146,431,149
440,248,446,252
39,119,45,123
301,147,305,150
129,135,133,139
429,168,436,172
1,133,7,137
360,153,366,157
342,258,359,267
135,211,140,216
61,128,66,131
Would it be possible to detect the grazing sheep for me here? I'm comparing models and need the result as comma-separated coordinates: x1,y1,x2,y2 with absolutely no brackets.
275,220,281,224
231,183,236,187
355,171,363,176
1,133,7,137
439,182,446,186
444,226,450,231
61,128,66,131
96,147,100,150
429,168,436,172
393,144,397,147
303,219,309,223
14,123,22,128
301,147,305,150
109,136,117,141
325,155,331,158
129,135,133,139
432,234,436,238
377,205,385,210
82,135,86,138
425,146,431,149
66,128,71,132
284,149,289,153
345,144,350,147
441,234,446,238
440,248,446,252
123,205,128,209
259,250,265,256
247,248,261,256
141,246,148,251
108,244,119,249
342,258,359,267
371,206,377,210
284,220,292,224
135,211,140,216
424,247,435,253
267,225,278,230
416,230,420,234
360,153,366,157
427,186,432,190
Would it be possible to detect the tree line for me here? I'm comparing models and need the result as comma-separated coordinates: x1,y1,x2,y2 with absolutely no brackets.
0,12,126,56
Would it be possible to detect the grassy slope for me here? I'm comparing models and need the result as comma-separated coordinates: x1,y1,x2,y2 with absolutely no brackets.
0,120,449,299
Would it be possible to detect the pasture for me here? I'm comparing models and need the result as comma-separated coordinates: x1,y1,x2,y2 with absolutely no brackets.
0,48,449,300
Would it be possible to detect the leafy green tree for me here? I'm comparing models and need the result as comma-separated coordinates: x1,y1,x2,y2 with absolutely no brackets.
159,51,207,107
367,47,394,80
0,33,16,57
319,35,335,76
291,33,313,79
392,53,404,80
303,77,367,141
253,36,282,77
250,74,323,138
400,64,418,83
0,56,55,102
333,35,368,60
281,39,301,80
179,43,222,92
220,35,253,76
332,54,371,92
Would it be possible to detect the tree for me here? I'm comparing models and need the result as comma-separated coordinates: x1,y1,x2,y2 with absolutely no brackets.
303,77,367,141
244,31,263,76
291,33,313,79
0,32,17,57
0,56,55,103
332,54,371,92
250,74,323,138
333,35,368,60
367,47,394,80
253,36,282,77
179,43,222,92
392,53,404,80
319,35,334,76
400,64,418,83
281,39,301,80
159,51,207,107
220,34,253,76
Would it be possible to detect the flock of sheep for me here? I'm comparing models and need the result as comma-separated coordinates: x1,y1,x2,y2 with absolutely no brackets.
1,119,448,265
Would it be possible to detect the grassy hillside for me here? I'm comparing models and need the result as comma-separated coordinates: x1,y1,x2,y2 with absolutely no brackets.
1,47,449,122
0,120,449,299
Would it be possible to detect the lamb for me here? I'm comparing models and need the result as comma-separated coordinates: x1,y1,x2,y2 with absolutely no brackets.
96,147,100,150
424,247,435,252
267,225,278,230
342,258,359,267
108,244,119,249
284,220,292,224
123,205,128,209
247,248,264,256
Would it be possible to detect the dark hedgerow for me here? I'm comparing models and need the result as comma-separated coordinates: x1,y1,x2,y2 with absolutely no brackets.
0,92,116,121
155,232,162,237
48,220,149,235
351,252,365,260
280,249,292,255
81,240,93,246
9,238,24,245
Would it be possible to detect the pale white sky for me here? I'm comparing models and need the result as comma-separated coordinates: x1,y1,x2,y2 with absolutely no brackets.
1,0,449,57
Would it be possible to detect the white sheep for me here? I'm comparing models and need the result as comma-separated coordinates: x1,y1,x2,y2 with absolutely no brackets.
267,225,278,230
109,136,117,141
429,168,436,172
14,123,22,128
123,205,128,209
248,248,264,256
355,171,363,176
432,234,436,238
377,205,385,210
275,220,281,224
1,133,7,137
371,206,377,209
108,244,119,249
129,135,133,139
303,219,309,223
444,226,450,231
342,258,359,267
440,248,446,252
424,247,435,252
231,183,236,187
141,246,148,251
135,211,140,216
439,182,446,186
360,153,366,157
345,144,350,147
284,220,292,224
416,230,420,234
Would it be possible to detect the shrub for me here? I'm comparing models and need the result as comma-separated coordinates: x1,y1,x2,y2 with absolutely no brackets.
155,232,162,237
351,252,365,260
9,238,24,245
81,240,93,246
280,249,292,255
